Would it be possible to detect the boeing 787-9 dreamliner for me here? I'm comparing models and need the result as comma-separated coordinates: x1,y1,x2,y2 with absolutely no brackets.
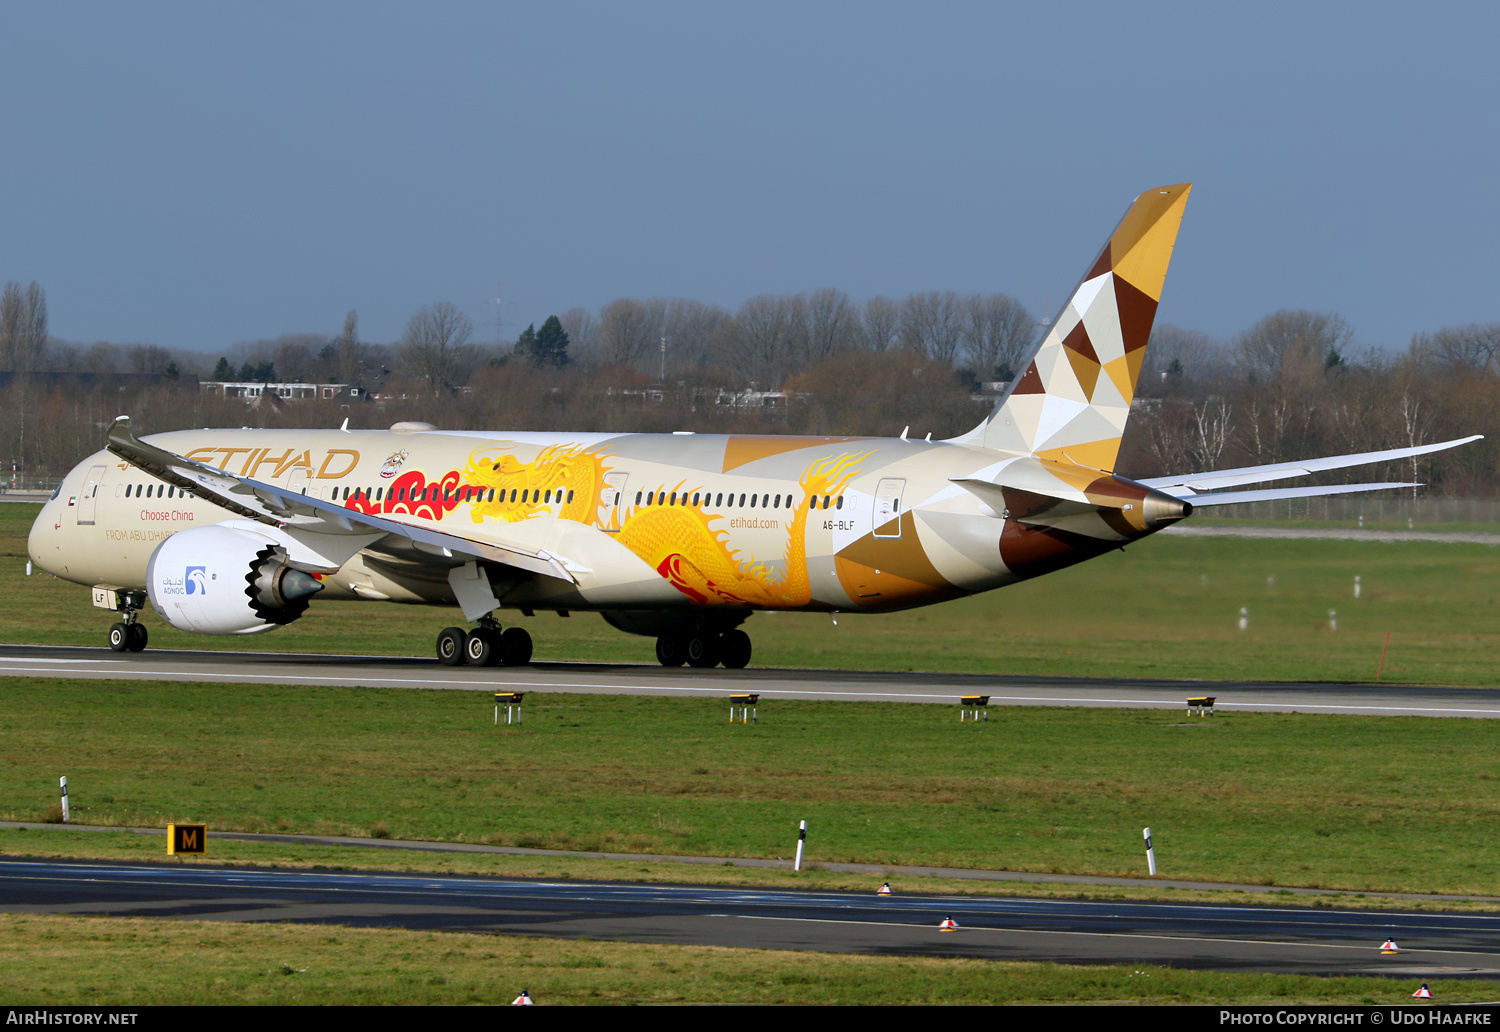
26,185,1480,668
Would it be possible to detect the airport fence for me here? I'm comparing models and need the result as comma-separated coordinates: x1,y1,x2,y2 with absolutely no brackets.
1193,494,1500,527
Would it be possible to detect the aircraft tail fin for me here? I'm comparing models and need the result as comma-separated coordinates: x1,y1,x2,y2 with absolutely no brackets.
960,184,1192,470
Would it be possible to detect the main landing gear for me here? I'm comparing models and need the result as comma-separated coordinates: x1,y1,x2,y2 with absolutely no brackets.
655,628,751,669
436,618,532,667
107,613,148,653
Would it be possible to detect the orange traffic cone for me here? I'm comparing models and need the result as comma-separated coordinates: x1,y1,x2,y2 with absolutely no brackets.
938,915,958,931
877,882,893,896
1380,939,1400,954
512,990,534,1005
1412,984,1432,1000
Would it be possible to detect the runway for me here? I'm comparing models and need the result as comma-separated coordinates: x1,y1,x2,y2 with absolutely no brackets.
3,643,1499,717
3,858,1496,975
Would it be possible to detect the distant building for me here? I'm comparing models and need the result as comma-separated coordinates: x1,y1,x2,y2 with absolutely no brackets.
200,381,369,402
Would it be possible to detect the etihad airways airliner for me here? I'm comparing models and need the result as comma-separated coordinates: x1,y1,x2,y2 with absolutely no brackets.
26,185,1479,668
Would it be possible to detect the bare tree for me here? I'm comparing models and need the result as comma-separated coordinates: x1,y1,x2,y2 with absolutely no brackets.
728,294,808,385
559,308,598,365
1410,323,1500,374
899,291,963,363
805,288,855,363
1234,310,1352,385
127,344,173,375
598,298,663,370
1399,387,1433,499
80,342,117,376
1141,323,1223,389
399,302,474,392
1146,404,1196,474
0,281,47,372
337,310,360,383
857,297,900,352
663,299,730,371
1192,398,1233,469
961,293,1034,380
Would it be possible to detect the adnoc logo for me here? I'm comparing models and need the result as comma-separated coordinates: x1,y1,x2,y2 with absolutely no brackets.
185,567,208,595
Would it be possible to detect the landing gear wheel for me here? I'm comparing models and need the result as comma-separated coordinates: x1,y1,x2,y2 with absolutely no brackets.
108,622,130,652
719,629,752,669
686,634,721,668
436,626,468,666
655,634,688,667
465,627,500,666
126,624,148,652
499,627,532,666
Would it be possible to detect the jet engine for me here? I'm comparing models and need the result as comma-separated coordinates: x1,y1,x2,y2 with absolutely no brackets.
146,525,324,634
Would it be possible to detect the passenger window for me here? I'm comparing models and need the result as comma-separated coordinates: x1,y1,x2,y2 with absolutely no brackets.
546,489,553,503
510,489,517,503
670,492,677,506
488,489,495,501
772,495,780,509
738,493,746,507
692,492,700,506
635,491,642,505
836,495,844,509
749,494,756,508
715,493,722,506
567,489,574,503
762,494,770,508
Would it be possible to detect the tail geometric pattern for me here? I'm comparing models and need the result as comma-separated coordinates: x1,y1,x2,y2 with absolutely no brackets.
982,184,1192,471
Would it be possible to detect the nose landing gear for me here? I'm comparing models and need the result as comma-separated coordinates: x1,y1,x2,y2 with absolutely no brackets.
437,618,532,667
106,595,148,653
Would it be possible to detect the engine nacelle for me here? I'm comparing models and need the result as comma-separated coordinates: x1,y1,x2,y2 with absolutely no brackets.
146,525,324,635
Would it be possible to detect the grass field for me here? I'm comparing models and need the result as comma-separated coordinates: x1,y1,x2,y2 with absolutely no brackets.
5,503,1499,1006
3,680,1498,895
5,912,1486,1006
4,502,1500,683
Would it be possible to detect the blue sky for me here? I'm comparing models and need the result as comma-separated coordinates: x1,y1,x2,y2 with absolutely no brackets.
3,2,1498,353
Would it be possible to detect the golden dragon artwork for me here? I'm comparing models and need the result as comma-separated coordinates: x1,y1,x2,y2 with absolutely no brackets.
350,443,868,609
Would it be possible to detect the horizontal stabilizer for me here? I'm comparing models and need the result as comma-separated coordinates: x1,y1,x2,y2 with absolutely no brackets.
1177,481,1417,508
1142,436,1481,494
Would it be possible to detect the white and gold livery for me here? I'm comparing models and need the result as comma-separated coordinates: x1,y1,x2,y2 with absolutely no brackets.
29,185,1478,668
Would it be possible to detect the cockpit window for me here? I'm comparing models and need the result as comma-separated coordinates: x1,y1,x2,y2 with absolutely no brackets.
50,485,61,500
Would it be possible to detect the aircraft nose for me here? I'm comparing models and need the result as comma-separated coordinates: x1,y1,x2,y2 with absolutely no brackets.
27,493,59,573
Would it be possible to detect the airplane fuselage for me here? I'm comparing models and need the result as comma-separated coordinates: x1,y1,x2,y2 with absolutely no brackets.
30,426,1156,620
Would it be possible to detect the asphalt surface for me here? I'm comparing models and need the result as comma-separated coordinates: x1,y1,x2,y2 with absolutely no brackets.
3,858,1496,975
4,643,1499,717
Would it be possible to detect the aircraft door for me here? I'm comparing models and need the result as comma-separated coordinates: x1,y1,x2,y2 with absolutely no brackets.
285,467,310,495
601,472,629,531
873,477,905,538
76,465,106,526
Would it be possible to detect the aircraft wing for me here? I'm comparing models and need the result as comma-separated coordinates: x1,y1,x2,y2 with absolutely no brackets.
104,415,575,582
1139,436,1481,495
